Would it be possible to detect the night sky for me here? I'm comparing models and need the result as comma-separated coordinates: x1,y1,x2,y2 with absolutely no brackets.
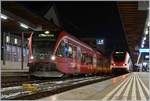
17,1,129,56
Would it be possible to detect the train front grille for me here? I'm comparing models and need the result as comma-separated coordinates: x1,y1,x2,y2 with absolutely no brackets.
35,63,57,71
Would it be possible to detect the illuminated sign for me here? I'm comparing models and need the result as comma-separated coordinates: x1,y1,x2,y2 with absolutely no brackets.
96,39,104,45
145,55,149,59
139,48,149,53
115,52,124,54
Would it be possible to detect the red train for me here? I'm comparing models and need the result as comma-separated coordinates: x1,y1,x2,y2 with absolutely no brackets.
110,51,133,74
28,31,111,77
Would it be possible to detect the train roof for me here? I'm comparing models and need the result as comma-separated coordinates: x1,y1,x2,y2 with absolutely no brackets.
61,31,105,56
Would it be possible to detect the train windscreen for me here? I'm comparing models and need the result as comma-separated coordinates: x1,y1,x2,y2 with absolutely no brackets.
32,31,58,60
112,51,126,62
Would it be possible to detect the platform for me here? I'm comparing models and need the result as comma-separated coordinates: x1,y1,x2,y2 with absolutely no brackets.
1,69,29,77
39,72,149,100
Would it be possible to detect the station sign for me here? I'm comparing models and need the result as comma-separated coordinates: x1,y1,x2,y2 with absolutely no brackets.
96,39,104,45
139,48,149,53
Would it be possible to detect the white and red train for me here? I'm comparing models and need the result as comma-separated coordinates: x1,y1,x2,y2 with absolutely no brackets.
110,51,133,74
28,31,111,77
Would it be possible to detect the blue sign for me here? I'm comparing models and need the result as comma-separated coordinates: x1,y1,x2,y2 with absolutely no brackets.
139,48,149,53
96,39,104,45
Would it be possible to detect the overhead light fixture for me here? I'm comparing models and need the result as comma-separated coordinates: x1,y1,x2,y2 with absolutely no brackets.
143,36,146,41
142,41,145,45
44,31,50,34
1,14,7,20
141,44,144,48
145,28,148,35
20,23,29,29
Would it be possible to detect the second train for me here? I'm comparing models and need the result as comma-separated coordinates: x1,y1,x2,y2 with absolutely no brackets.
28,31,111,77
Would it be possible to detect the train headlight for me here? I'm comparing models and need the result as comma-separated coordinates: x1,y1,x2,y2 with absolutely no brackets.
112,63,115,66
123,64,127,66
30,56,34,59
51,55,56,61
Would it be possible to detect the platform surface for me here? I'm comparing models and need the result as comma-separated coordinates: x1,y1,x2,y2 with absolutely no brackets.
39,72,149,100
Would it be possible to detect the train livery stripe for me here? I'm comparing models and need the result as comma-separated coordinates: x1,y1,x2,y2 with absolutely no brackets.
101,74,131,100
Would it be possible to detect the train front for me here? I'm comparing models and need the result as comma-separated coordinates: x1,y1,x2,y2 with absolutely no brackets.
28,31,63,77
110,51,128,74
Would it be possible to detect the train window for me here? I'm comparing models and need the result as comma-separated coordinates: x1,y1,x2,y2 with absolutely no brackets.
56,41,65,57
56,41,69,57
68,45,73,58
81,53,86,63
72,46,76,59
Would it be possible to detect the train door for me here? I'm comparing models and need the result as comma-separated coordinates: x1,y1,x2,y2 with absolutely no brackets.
67,42,77,73
77,46,81,72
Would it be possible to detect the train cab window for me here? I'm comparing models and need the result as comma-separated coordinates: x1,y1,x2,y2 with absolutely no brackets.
56,41,69,57
84,54,92,65
112,51,126,62
56,41,65,57
77,47,82,60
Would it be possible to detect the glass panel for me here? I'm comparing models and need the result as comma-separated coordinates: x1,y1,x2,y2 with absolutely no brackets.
112,51,126,62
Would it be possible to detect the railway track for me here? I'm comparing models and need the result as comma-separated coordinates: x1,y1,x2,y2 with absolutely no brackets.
2,76,72,88
1,75,112,100
2,79,44,88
